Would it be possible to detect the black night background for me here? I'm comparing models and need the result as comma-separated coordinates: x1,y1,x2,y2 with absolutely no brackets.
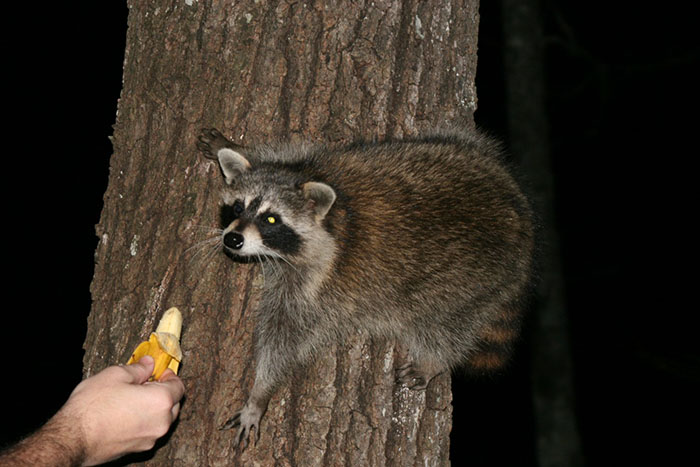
3,1,698,465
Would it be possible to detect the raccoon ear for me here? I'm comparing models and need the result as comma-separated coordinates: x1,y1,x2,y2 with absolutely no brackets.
302,182,336,220
218,148,252,184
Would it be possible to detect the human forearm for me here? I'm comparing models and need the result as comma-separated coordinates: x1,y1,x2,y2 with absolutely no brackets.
0,413,86,466
0,357,184,466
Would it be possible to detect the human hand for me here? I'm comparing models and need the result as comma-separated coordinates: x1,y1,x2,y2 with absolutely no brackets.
54,355,185,466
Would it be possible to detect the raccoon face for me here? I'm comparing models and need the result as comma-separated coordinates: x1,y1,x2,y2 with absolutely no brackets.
219,194,303,258
216,148,336,262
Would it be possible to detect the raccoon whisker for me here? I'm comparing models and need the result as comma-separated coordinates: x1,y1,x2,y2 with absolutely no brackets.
185,235,220,252
260,253,277,279
256,252,267,282
185,236,220,259
205,241,223,265
186,236,222,267
185,242,207,263
184,237,222,282
189,226,224,239
190,224,223,232
188,248,210,268
271,256,286,277
267,252,299,274
257,253,281,278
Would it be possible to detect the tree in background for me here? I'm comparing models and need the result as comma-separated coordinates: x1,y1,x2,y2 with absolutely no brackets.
501,0,583,466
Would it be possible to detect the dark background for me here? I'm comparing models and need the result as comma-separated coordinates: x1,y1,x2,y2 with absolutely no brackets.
4,1,697,465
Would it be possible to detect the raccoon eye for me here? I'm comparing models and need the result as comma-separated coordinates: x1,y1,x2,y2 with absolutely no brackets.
220,201,244,228
233,201,244,216
266,215,277,224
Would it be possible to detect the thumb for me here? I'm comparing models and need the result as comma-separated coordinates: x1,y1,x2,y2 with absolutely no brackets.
121,355,155,384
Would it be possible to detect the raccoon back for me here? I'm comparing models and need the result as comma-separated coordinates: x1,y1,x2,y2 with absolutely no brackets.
298,134,534,312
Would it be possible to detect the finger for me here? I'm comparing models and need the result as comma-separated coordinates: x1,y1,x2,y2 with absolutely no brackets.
171,402,181,421
157,368,177,381
155,373,185,403
119,355,155,384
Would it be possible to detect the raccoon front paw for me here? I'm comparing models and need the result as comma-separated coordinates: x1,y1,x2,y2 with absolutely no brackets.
220,402,264,450
197,128,234,160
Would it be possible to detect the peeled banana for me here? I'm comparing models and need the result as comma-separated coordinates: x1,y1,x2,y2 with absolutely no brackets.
126,307,183,380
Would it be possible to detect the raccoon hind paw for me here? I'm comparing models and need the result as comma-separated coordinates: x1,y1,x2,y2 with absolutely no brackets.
395,362,443,390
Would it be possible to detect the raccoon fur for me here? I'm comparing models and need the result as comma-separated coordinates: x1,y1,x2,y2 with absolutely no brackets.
196,127,535,448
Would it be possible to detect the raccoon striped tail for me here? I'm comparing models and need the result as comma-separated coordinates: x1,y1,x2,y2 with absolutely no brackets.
465,312,522,373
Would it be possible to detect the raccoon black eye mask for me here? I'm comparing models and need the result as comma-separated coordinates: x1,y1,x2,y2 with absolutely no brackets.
220,194,303,257
219,202,243,228
197,127,535,449
255,212,301,255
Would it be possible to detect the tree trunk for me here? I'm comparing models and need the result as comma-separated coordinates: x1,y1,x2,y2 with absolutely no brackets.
84,1,478,465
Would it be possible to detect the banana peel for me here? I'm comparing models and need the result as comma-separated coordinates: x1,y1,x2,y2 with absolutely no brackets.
126,307,183,381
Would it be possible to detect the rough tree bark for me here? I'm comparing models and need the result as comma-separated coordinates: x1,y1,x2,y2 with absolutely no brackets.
84,1,478,465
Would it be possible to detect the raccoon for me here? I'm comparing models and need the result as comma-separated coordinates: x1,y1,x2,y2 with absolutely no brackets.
196,127,535,448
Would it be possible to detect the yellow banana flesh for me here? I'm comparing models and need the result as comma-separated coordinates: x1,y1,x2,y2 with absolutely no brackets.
126,307,183,380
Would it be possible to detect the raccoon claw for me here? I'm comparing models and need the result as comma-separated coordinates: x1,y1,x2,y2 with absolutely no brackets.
220,412,241,431
395,363,429,390
197,128,232,159
220,403,262,450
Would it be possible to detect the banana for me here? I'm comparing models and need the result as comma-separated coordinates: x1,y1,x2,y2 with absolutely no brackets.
126,307,183,380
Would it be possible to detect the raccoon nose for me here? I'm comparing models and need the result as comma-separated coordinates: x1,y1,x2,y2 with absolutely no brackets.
223,232,244,250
